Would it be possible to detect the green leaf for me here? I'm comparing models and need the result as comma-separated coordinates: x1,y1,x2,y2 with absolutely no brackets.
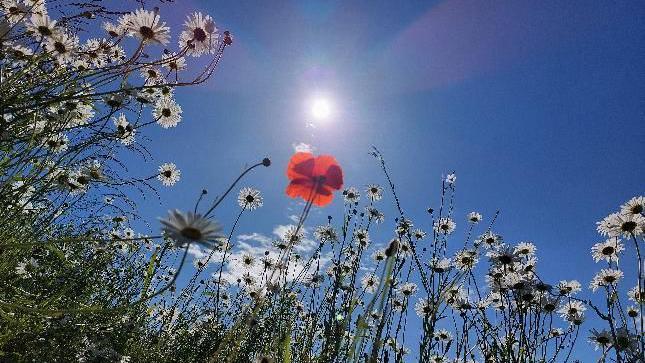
141,251,158,298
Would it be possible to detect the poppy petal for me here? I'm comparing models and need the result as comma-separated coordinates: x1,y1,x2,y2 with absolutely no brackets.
313,155,340,177
287,152,315,180
323,164,343,190
312,193,334,207
286,179,315,201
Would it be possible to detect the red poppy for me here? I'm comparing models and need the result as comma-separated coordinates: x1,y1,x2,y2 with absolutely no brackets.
285,152,343,207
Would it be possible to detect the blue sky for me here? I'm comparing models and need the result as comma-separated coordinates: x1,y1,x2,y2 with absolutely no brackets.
132,1,644,360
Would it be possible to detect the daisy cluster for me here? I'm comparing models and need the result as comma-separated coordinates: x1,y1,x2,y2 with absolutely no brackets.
0,1,231,249
586,196,644,360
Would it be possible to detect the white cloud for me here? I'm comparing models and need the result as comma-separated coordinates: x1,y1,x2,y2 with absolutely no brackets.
186,223,329,289
292,142,315,153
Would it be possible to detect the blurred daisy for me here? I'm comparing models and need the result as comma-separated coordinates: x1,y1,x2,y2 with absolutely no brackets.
433,217,456,235
162,52,187,71
372,249,386,262
153,98,182,128
365,184,383,202
157,163,181,186
414,298,435,317
283,226,304,246
626,305,639,318
366,207,384,223
412,229,426,240
398,282,417,296
44,132,68,153
114,113,135,145
454,249,478,271
627,285,644,304
445,173,456,185
314,225,338,244
240,254,255,268
557,280,582,295
160,209,222,248
103,21,124,37
433,329,452,342
179,12,218,56
429,257,452,273
237,187,263,210
467,211,482,223
396,217,413,234
343,186,360,203
354,229,370,248
125,9,170,45
514,242,536,257
588,329,611,351
361,274,379,293
27,13,57,38
590,238,624,263
2,1,28,24
475,231,503,249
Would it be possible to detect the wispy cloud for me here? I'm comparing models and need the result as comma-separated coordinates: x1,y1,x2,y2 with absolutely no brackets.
292,142,315,153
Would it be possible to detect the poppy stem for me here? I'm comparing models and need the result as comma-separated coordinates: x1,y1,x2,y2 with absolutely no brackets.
203,161,265,218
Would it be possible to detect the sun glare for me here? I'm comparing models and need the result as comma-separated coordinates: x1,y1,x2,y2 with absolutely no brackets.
310,97,332,121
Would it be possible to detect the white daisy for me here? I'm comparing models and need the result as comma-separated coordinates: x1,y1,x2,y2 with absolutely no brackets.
44,132,68,153
113,113,135,145
454,249,478,271
514,241,536,256
590,268,623,292
433,329,452,342
557,300,586,321
366,207,384,223
44,31,78,63
433,217,456,235
237,187,263,210
590,238,624,263
365,184,383,202
124,9,170,45
354,229,370,248
588,329,612,351
160,209,222,248
162,52,187,71
398,282,417,296
597,212,645,237
157,163,180,186
475,231,503,249
429,257,452,273
557,280,582,295
627,285,644,304
27,14,59,39
620,196,644,216
466,211,482,223
153,98,182,128
412,229,426,240
1,0,28,24
179,12,218,56
314,225,338,244
414,298,435,317
371,249,386,262
283,226,304,246
343,186,360,204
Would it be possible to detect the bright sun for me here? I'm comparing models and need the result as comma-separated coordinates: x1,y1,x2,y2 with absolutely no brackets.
310,97,332,120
